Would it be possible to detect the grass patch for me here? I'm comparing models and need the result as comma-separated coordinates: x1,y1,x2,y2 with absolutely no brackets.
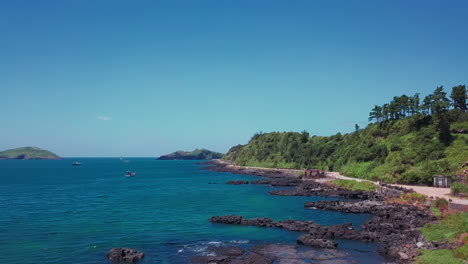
330,179,377,191
453,244,468,260
415,248,465,264
420,213,468,243
401,192,428,203
430,207,442,218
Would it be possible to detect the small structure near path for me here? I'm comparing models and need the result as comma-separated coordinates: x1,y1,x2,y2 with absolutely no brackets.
303,169,325,180
433,175,451,188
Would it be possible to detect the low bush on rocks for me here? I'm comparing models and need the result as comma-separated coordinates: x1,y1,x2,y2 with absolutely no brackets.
330,179,377,191
400,192,427,204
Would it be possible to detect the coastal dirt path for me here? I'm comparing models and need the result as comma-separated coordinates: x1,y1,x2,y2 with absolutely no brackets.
389,184,468,205
217,161,468,206
325,172,468,205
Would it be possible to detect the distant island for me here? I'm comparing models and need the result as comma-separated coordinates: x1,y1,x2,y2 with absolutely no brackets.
157,149,224,160
0,147,61,160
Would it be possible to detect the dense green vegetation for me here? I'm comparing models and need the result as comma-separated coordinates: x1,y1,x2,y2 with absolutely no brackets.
226,85,468,184
415,247,466,264
420,213,468,243
330,179,377,191
451,182,468,196
0,147,61,160
416,213,468,264
157,148,224,160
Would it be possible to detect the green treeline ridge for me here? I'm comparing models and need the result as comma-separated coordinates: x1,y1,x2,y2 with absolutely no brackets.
225,85,468,184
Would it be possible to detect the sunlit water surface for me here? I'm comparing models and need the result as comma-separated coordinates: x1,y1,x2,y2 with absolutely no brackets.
0,159,385,263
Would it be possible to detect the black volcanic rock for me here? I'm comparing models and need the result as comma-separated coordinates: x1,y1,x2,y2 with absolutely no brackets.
297,235,338,248
106,248,144,263
210,215,243,224
226,180,249,185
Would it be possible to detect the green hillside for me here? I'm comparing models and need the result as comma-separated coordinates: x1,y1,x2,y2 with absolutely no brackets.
157,148,224,160
0,147,61,160
226,85,468,184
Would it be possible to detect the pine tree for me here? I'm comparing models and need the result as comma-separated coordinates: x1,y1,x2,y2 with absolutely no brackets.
450,85,467,112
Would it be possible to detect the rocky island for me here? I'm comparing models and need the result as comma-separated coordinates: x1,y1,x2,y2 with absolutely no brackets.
157,148,224,160
0,147,61,160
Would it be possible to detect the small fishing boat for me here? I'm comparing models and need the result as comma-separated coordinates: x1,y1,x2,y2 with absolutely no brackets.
72,162,81,166
125,171,136,177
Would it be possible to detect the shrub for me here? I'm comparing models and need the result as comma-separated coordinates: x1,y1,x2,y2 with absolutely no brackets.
451,183,468,196
400,192,427,203
330,179,377,191
434,198,449,209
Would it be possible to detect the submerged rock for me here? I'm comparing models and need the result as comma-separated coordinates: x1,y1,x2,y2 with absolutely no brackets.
190,256,229,263
249,244,298,259
227,253,274,264
106,248,144,263
226,180,249,185
297,235,337,248
190,246,245,264
298,248,348,260
208,246,245,257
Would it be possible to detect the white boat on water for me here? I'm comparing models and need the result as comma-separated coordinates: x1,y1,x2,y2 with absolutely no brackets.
125,171,136,177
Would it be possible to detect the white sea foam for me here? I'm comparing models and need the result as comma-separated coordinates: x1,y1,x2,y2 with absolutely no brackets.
192,246,208,253
229,240,249,244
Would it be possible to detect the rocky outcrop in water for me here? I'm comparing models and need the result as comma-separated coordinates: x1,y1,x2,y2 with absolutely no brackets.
106,248,144,263
209,215,355,239
210,199,437,263
226,180,249,185
269,181,384,201
204,160,438,263
251,178,302,186
305,200,435,235
201,161,298,179
297,235,338,248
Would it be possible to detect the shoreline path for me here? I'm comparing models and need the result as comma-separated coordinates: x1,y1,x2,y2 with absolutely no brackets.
221,162,468,206
326,171,468,205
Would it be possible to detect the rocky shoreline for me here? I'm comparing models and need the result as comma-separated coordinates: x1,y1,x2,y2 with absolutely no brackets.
201,160,441,264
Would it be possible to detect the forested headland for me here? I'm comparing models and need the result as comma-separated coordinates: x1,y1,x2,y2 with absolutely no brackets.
225,85,468,184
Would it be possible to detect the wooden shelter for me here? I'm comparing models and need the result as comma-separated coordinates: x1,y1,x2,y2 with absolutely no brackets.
303,169,325,179
433,175,451,188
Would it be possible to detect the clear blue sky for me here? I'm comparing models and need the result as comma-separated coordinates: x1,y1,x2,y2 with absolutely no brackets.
1,0,467,157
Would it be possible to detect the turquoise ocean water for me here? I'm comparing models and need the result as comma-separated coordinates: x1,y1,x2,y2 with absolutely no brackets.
0,159,385,263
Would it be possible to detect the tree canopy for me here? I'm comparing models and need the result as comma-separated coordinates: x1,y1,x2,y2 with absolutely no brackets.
226,84,468,185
